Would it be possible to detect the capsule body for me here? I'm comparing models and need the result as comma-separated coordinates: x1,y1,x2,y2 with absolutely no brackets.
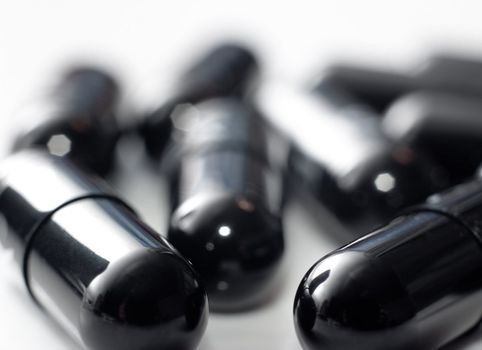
0,151,208,350
141,43,259,159
166,98,284,311
294,178,482,350
13,67,121,176
258,82,443,234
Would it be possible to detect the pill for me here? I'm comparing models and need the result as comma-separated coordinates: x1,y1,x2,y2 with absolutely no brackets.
0,150,208,350
12,67,121,176
141,43,259,159
165,98,284,311
294,177,482,350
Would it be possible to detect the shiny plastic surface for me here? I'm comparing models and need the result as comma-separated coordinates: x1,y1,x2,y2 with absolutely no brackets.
294,178,482,350
288,142,445,234
12,67,121,175
167,98,284,311
265,83,446,234
0,151,208,350
141,43,259,159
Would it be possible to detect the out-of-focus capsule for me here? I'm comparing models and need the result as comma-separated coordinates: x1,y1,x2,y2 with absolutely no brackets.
316,65,416,113
294,178,482,350
384,91,482,184
12,67,121,176
165,98,284,311
257,82,444,234
316,54,482,113
0,150,208,350
140,43,259,159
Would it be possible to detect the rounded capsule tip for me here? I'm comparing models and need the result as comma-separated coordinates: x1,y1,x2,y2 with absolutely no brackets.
170,195,284,311
80,249,208,350
294,251,417,350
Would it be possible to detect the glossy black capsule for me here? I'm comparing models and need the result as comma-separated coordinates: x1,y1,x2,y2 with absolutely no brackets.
258,82,444,234
294,178,482,350
0,151,208,350
288,142,444,234
384,91,482,185
165,98,284,311
316,54,482,113
140,43,259,159
12,67,121,176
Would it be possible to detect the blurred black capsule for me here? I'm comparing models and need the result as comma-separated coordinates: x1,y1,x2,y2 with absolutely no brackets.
165,98,284,311
12,66,121,176
384,91,482,185
258,82,445,235
294,177,482,350
140,43,259,159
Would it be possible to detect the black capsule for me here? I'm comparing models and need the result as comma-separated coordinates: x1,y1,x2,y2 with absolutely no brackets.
384,91,482,185
316,54,482,113
0,151,208,350
288,142,444,234
258,83,444,234
165,98,284,312
294,178,482,350
12,67,121,176
140,43,259,159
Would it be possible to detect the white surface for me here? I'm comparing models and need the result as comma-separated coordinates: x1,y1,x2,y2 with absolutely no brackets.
2,1,482,349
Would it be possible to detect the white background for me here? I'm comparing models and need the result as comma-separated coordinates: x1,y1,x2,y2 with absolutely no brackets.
2,1,482,349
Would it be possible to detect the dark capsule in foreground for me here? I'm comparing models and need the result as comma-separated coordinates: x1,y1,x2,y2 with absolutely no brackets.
0,151,208,350
165,98,284,311
12,66,121,176
294,178,482,350
140,42,259,159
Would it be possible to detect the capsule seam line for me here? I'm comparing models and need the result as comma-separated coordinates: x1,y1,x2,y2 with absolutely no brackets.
21,194,136,307
401,206,482,247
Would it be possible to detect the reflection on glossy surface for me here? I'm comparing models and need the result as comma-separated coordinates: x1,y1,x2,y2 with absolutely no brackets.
258,82,446,234
0,151,208,350
373,172,396,192
294,179,482,350
12,67,121,176
287,121,445,235
141,43,259,159
167,99,284,311
171,195,283,311
80,250,206,350
47,134,72,156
